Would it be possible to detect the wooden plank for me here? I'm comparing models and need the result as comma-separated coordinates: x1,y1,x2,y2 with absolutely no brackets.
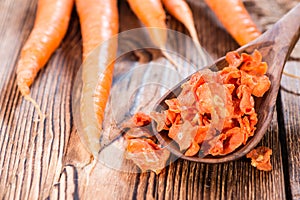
0,1,82,199
250,0,300,198
54,1,287,199
278,39,300,199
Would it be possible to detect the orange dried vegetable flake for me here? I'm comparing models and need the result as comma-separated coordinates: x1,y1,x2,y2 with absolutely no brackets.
194,125,209,144
240,50,268,75
168,121,197,151
236,85,255,114
122,112,152,128
221,127,244,155
131,112,152,126
240,70,271,97
125,137,170,174
246,146,272,171
123,113,170,174
165,110,181,125
184,141,200,156
150,111,169,131
126,138,159,153
219,66,241,84
165,98,180,113
225,51,242,67
124,127,154,140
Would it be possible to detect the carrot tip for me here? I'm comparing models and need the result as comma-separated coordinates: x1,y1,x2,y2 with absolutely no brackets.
24,95,46,122
162,50,181,70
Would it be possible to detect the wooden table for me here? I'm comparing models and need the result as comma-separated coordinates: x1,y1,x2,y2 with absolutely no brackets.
1,0,300,199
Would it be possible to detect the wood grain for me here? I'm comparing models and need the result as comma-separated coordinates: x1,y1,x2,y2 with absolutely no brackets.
0,0,81,199
279,41,300,199
0,0,299,199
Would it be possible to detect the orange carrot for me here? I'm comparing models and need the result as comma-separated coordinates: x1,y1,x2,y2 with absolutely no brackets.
76,0,119,61
205,0,298,80
204,0,261,46
76,0,119,156
16,0,74,119
127,0,167,48
161,0,200,47
127,0,180,68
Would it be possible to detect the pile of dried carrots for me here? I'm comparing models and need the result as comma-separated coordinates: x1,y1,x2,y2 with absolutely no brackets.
152,50,271,156
16,0,277,171
122,50,272,173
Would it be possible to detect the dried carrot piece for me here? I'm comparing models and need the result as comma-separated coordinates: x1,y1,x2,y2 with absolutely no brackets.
165,110,181,126
165,98,181,113
131,112,152,127
222,127,244,155
240,50,268,75
226,51,242,67
246,146,272,171
236,85,254,114
125,138,170,174
124,127,154,140
169,121,197,151
194,125,209,144
150,111,169,132
184,141,200,156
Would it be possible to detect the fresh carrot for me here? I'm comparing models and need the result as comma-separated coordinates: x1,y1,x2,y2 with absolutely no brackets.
76,0,119,156
204,0,261,46
127,0,167,48
161,0,210,63
75,0,119,61
161,0,200,48
127,0,180,69
205,0,299,80
16,0,74,119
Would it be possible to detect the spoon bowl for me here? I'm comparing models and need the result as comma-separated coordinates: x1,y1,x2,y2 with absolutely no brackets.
152,4,300,163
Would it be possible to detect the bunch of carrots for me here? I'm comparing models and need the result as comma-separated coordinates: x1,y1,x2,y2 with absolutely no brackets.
16,0,272,158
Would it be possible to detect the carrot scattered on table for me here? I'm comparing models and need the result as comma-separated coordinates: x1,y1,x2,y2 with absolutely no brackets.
16,0,74,119
76,0,119,156
204,0,261,46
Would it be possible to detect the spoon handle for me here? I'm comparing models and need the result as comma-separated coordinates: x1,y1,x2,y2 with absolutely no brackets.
240,3,300,71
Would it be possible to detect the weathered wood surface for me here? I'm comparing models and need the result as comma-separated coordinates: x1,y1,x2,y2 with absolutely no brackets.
0,0,299,199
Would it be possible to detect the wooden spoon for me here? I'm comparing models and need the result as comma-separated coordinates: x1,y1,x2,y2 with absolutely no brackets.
152,4,300,163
